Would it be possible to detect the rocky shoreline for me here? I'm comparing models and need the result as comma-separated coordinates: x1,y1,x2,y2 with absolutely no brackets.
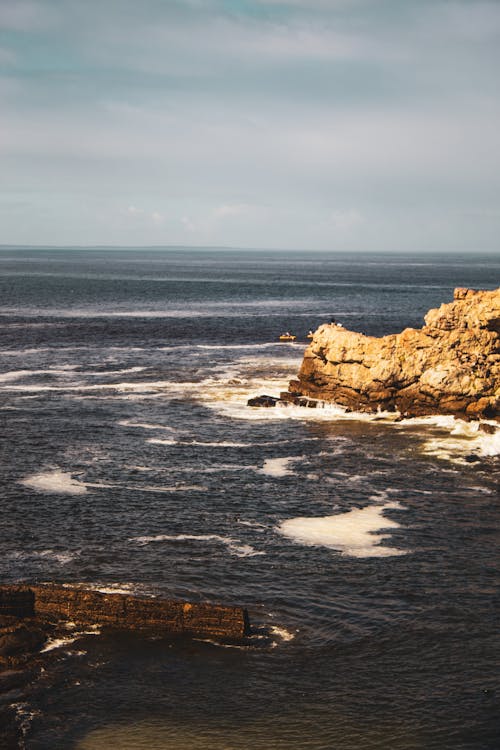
286,287,499,420
0,585,250,748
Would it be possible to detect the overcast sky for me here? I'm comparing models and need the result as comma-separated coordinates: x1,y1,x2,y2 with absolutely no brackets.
1,0,499,251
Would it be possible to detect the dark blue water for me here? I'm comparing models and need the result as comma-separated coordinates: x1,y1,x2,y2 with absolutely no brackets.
1,248,499,749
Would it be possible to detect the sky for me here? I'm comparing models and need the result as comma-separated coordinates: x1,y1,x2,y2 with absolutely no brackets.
1,0,500,251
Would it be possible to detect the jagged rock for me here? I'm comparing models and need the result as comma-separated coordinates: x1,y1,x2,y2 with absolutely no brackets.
247,395,279,407
290,288,500,419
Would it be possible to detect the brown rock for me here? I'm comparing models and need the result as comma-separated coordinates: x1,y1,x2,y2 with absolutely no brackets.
291,288,500,420
0,585,250,640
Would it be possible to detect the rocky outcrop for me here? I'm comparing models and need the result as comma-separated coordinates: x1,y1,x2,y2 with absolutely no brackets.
0,584,250,640
0,585,250,748
289,288,500,419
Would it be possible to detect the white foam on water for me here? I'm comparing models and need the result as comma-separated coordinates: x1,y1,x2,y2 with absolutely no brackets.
118,420,176,431
85,480,207,493
8,548,77,565
269,625,295,642
1,379,177,393
146,438,179,446
279,501,408,558
180,440,259,447
149,438,261,448
405,417,500,463
0,367,76,383
193,638,250,649
261,456,305,477
78,366,146,376
129,533,264,558
41,635,80,652
85,583,147,595
41,626,101,653
20,470,88,495
238,519,267,532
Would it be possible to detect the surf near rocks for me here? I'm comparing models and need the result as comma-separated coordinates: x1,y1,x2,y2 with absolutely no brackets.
247,392,320,409
288,287,500,420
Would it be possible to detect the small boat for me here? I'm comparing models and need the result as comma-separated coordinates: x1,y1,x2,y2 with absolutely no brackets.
279,332,296,342
307,330,314,339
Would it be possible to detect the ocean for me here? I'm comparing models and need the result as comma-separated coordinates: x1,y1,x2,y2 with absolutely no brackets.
0,247,499,749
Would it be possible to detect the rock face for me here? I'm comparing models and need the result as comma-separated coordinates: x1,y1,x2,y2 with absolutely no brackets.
0,585,250,640
289,288,500,419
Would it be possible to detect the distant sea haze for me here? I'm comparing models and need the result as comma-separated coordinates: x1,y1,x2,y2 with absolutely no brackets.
1,248,498,749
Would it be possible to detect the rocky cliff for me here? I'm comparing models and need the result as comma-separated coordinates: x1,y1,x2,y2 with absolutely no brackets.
289,287,500,420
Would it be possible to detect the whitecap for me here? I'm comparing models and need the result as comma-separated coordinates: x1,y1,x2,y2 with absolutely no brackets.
20,470,88,495
279,501,408,558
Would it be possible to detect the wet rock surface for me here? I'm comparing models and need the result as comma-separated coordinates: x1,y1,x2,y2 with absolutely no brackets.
290,288,500,419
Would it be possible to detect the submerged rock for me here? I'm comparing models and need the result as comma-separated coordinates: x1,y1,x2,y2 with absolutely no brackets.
290,287,500,420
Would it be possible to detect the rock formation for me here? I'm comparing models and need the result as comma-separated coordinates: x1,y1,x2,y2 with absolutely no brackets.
0,584,250,640
0,585,251,747
289,288,500,420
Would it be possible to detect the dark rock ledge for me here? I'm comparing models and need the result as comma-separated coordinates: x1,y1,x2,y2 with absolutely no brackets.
0,584,250,748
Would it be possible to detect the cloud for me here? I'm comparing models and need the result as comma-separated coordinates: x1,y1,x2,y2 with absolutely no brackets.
1,0,500,250
124,205,164,225
0,1,57,32
126,205,144,216
213,203,257,220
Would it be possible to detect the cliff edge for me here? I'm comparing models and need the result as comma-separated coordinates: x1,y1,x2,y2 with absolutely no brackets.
289,287,500,420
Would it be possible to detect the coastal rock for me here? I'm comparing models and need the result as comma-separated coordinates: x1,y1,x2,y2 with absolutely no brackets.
290,288,500,419
0,585,250,640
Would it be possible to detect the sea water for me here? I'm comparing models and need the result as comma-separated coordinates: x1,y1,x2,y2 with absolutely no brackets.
0,247,498,749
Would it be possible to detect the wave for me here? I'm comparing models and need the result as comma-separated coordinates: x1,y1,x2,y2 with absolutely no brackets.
0,367,76,383
7,548,78,565
148,438,271,448
41,623,101,653
118,420,176,431
20,469,206,496
129,533,264,558
278,501,408,558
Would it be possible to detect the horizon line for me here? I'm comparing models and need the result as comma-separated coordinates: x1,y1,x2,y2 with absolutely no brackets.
0,244,497,255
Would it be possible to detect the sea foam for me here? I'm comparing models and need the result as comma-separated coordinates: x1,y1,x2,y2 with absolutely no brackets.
20,470,88,495
261,456,304,477
279,501,407,558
